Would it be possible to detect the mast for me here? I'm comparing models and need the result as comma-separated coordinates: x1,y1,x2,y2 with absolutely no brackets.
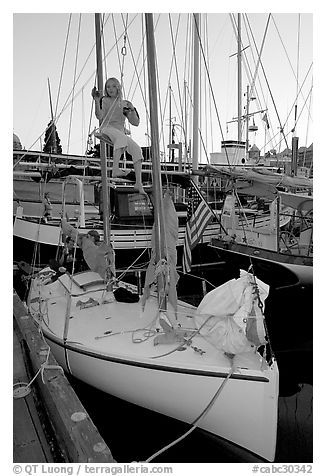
95,13,114,288
94,14,111,245
145,13,167,311
291,14,300,176
168,84,172,162
192,13,200,176
237,13,242,143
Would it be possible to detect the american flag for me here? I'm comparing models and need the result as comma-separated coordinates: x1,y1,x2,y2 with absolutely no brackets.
182,180,214,273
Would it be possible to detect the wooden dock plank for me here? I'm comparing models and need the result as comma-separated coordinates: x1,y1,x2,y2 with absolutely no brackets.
13,327,54,462
13,291,115,463
13,397,48,462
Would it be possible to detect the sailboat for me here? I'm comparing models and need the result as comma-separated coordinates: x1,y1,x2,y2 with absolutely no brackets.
203,13,313,288
27,13,279,462
207,164,313,283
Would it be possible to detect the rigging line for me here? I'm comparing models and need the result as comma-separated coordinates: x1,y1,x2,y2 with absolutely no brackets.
246,14,271,106
153,18,171,164
120,14,151,123
120,13,129,90
128,32,147,101
67,14,82,155
100,14,109,82
149,15,171,162
144,366,234,462
303,83,313,164
198,129,210,163
159,17,182,128
202,16,208,151
291,83,313,137
243,17,269,113
183,14,191,149
112,15,123,86
243,14,277,151
85,91,95,154
277,64,313,139
193,14,232,169
54,14,72,120
203,15,213,155
54,16,110,128
270,14,312,123
179,84,195,169
141,16,150,144
127,24,149,105
58,14,136,126
245,16,289,150
118,14,148,102
157,20,185,163
117,251,151,282
170,88,184,136
168,14,186,137
204,14,214,152
14,17,117,163
263,125,288,151
295,14,301,129
229,14,258,147
81,87,85,148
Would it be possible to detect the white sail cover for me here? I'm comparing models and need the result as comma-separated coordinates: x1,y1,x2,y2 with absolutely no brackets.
195,270,269,354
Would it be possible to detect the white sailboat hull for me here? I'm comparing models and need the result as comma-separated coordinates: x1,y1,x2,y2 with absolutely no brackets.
55,342,278,461
28,271,278,461
13,216,218,249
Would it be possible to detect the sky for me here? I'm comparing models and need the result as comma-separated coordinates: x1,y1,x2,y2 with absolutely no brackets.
12,10,313,163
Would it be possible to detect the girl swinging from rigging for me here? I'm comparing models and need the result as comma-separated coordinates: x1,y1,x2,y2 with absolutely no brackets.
92,77,145,194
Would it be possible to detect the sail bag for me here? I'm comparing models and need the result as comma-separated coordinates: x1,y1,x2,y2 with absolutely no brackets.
195,270,269,354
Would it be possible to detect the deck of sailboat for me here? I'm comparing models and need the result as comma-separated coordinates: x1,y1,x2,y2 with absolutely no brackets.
29,271,271,381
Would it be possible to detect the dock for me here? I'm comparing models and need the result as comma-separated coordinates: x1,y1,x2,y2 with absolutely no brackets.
13,291,116,463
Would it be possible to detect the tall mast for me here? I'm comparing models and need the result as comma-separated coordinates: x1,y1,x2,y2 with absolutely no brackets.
192,13,200,175
245,84,249,157
94,13,111,245
237,13,242,143
145,13,167,311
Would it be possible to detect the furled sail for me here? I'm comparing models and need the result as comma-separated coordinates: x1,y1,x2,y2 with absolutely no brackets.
142,192,179,316
205,164,313,199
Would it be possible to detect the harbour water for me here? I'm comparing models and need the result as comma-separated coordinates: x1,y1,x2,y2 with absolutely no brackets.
68,376,312,463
